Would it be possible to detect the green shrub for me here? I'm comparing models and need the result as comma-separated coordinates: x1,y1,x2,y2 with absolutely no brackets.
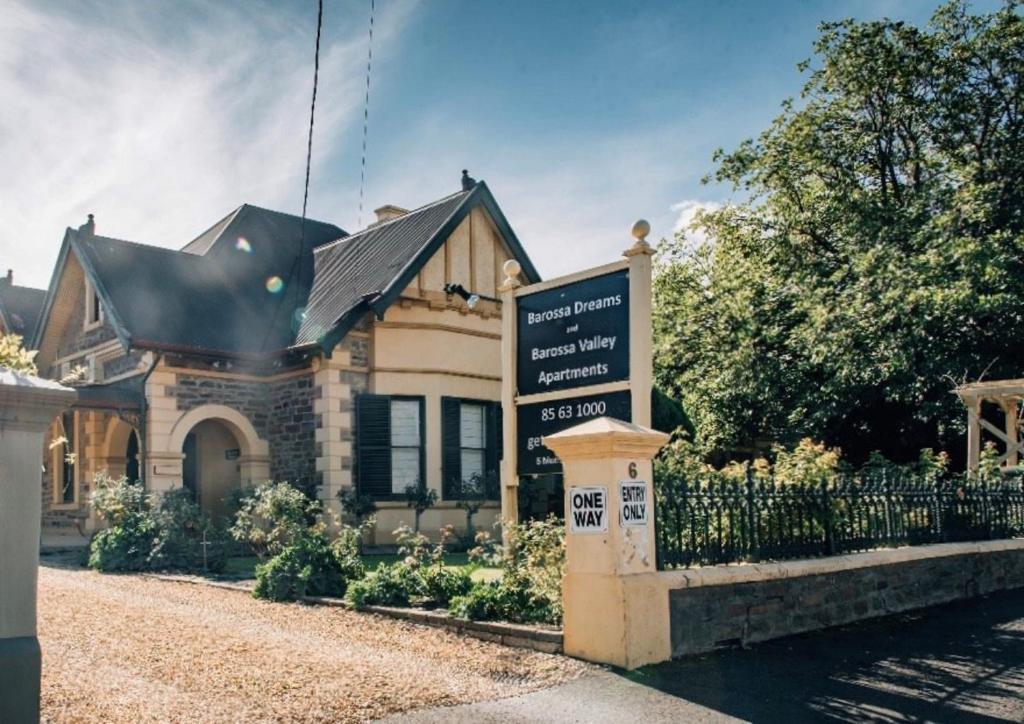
253,533,350,601
345,562,421,608
88,516,156,572
421,565,473,605
149,489,227,573
88,475,156,572
454,517,565,625
88,474,228,573
230,481,319,559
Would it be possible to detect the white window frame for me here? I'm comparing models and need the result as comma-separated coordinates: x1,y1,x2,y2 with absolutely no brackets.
51,412,79,508
459,402,487,489
389,398,423,494
84,277,104,331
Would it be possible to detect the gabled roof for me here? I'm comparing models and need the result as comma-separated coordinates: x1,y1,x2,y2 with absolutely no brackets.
297,181,540,351
0,277,46,338
33,205,345,357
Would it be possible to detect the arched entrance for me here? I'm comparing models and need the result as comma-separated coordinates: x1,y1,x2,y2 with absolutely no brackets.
181,419,242,521
165,404,271,521
102,417,141,482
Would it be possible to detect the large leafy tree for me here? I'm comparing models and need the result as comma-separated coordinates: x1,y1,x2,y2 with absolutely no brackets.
655,1,1024,465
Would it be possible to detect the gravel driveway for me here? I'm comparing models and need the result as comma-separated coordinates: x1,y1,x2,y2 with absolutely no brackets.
38,563,588,723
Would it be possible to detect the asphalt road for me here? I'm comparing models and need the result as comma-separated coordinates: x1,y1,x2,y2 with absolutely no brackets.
384,587,1024,723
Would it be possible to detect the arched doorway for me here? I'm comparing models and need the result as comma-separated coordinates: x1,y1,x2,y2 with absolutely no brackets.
102,417,141,483
181,419,243,522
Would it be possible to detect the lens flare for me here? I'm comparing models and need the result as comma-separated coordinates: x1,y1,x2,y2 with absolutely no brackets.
235,237,252,253
266,276,284,294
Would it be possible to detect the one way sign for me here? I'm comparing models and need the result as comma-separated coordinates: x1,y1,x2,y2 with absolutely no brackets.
569,486,608,533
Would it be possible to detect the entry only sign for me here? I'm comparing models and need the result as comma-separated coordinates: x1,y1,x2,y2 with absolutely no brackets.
619,481,649,527
516,269,630,397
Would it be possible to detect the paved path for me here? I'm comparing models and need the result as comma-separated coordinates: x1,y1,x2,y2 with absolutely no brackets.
384,587,1024,723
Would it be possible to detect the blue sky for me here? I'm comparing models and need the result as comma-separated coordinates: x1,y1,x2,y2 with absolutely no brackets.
0,0,1002,288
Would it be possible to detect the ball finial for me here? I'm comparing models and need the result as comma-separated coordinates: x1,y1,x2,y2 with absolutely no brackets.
503,259,522,279
631,219,650,241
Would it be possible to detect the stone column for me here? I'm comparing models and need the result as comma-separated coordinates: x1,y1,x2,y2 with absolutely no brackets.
145,366,182,494
314,349,353,520
623,225,654,429
544,417,669,669
0,370,75,723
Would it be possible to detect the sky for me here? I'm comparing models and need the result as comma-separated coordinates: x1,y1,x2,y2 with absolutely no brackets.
0,0,1004,289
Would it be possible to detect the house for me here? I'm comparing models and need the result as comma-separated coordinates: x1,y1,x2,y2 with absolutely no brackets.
29,174,540,541
0,270,46,338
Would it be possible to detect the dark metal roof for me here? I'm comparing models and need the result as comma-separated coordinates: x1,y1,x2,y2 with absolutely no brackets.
297,182,541,349
71,205,345,356
72,376,143,410
0,279,46,338
296,191,470,345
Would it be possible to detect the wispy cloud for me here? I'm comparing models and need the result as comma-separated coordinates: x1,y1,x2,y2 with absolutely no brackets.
0,0,414,288
671,198,723,250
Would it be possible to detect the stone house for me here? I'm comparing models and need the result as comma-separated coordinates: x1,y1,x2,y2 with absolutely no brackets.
27,174,540,541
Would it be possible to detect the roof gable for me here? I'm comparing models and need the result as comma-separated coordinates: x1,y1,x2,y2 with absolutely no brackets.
297,181,540,352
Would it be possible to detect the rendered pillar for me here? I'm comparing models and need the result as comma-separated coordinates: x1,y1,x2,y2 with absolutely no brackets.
0,370,75,724
499,260,523,534
1004,401,1019,468
966,397,981,472
544,417,669,669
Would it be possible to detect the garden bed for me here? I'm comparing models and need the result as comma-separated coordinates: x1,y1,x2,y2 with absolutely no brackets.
144,571,563,654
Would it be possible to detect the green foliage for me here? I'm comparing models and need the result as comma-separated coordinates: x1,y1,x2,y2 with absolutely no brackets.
345,524,471,609
655,2,1024,465
451,517,565,625
88,474,225,573
0,334,37,375
253,533,351,602
247,484,370,603
230,481,318,559
337,486,378,523
148,489,226,573
403,480,438,532
651,386,694,437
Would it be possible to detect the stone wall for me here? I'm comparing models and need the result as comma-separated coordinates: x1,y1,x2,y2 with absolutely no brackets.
170,372,317,492
268,375,316,492
667,541,1024,657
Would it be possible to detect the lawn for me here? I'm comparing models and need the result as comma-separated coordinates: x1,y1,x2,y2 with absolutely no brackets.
222,553,501,583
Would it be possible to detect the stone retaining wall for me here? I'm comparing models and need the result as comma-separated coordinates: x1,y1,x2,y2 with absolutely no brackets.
667,539,1024,657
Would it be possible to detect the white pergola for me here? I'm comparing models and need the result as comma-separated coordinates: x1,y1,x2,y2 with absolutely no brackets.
955,379,1024,471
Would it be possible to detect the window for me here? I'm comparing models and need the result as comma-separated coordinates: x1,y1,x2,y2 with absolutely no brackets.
54,412,76,505
442,397,501,499
355,394,425,499
84,279,103,329
460,403,486,486
390,399,422,494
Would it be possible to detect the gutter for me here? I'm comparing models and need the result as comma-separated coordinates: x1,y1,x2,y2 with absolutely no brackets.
138,352,162,485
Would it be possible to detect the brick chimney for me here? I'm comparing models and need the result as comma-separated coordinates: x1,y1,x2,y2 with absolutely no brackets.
78,213,95,237
4,269,12,286
373,205,408,225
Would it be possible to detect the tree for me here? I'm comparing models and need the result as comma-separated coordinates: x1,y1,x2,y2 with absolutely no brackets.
655,1,1024,465
0,334,37,375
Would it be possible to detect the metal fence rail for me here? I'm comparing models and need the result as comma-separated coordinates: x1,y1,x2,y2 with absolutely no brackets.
655,470,1024,569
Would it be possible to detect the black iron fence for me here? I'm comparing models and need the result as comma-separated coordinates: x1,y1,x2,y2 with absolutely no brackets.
655,470,1024,569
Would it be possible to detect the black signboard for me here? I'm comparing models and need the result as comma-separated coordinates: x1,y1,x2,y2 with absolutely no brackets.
517,390,632,475
516,270,630,397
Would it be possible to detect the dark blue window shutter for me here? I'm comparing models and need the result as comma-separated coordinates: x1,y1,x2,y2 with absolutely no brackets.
441,396,461,499
485,402,502,500
356,394,392,499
